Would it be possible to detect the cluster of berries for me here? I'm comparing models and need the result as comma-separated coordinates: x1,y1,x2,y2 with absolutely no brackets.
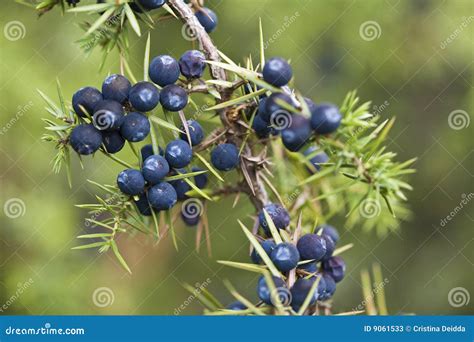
68,48,241,225
251,57,342,173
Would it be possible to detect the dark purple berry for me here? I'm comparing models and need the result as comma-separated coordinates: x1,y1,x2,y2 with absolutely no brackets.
179,50,206,79
129,81,160,112
210,143,239,171
322,256,346,283
310,103,342,134
117,169,145,196
258,203,290,235
102,74,131,104
72,86,103,117
297,234,327,261
270,242,300,272
263,57,293,87
69,124,102,155
320,273,336,300
251,239,276,264
147,182,177,210
180,120,204,146
141,144,164,162
321,234,336,261
316,224,340,244
134,193,153,216
165,139,193,168
195,7,218,33
290,276,326,310
257,275,286,305
252,114,271,138
92,100,125,131
303,146,329,173
192,166,208,189
142,155,170,184
264,92,293,122
102,130,125,154
120,112,150,142
281,115,311,152
149,55,180,87
160,84,188,111
226,301,247,310
137,0,165,10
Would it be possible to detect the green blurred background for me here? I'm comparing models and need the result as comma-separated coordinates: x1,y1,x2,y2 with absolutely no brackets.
0,0,472,315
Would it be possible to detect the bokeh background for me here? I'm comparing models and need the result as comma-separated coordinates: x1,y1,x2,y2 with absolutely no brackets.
1,0,473,315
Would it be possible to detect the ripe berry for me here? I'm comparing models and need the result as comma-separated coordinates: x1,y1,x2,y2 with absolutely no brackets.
180,120,204,146
141,144,164,161
101,130,125,154
117,169,145,196
258,203,290,235
195,7,218,33
134,193,152,216
160,84,188,111
120,112,150,142
165,139,193,168
304,97,317,113
72,86,103,117
281,115,312,152
310,103,342,134
129,81,160,112
70,124,103,155
263,92,293,122
296,234,327,261
179,50,206,79
252,114,271,139
149,55,180,87
169,170,191,200
297,261,318,273
316,224,340,244
136,0,165,10
142,155,170,184
257,275,286,305
322,256,346,283
290,276,326,310
321,234,336,261
148,182,178,210
303,146,329,173
270,242,300,272
226,301,247,311
251,239,276,264
320,273,336,300
93,100,125,131
263,57,293,87
102,74,131,104
192,166,208,189
210,143,239,171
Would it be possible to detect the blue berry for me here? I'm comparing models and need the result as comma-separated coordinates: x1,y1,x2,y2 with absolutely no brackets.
263,57,293,87
290,276,326,310
303,146,329,173
148,182,177,210
270,242,300,272
93,100,125,131
134,193,153,216
136,0,165,10
101,130,125,154
141,144,164,161
180,120,204,146
195,7,218,33
149,55,180,87
120,112,150,142
297,234,327,261
160,84,188,111
102,74,131,104
210,143,239,171
281,115,312,152
257,275,286,305
192,166,208,188
320,273,336,300
310,103,342,134
304,97,317,113
165,139,193,168
322,256,346,283
321,234,336,261
316,224,340,244
170,169,191,200
179,50,206,79
72,86,103,117
142,155,170,184
117,169,145,196
129,81,160,112
252,114,271,139
226,301,247,311
70,124,102,155
251,239,276,264
264,92,293,122
181,210,200,226
298,261,319,274
258,203,290,235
